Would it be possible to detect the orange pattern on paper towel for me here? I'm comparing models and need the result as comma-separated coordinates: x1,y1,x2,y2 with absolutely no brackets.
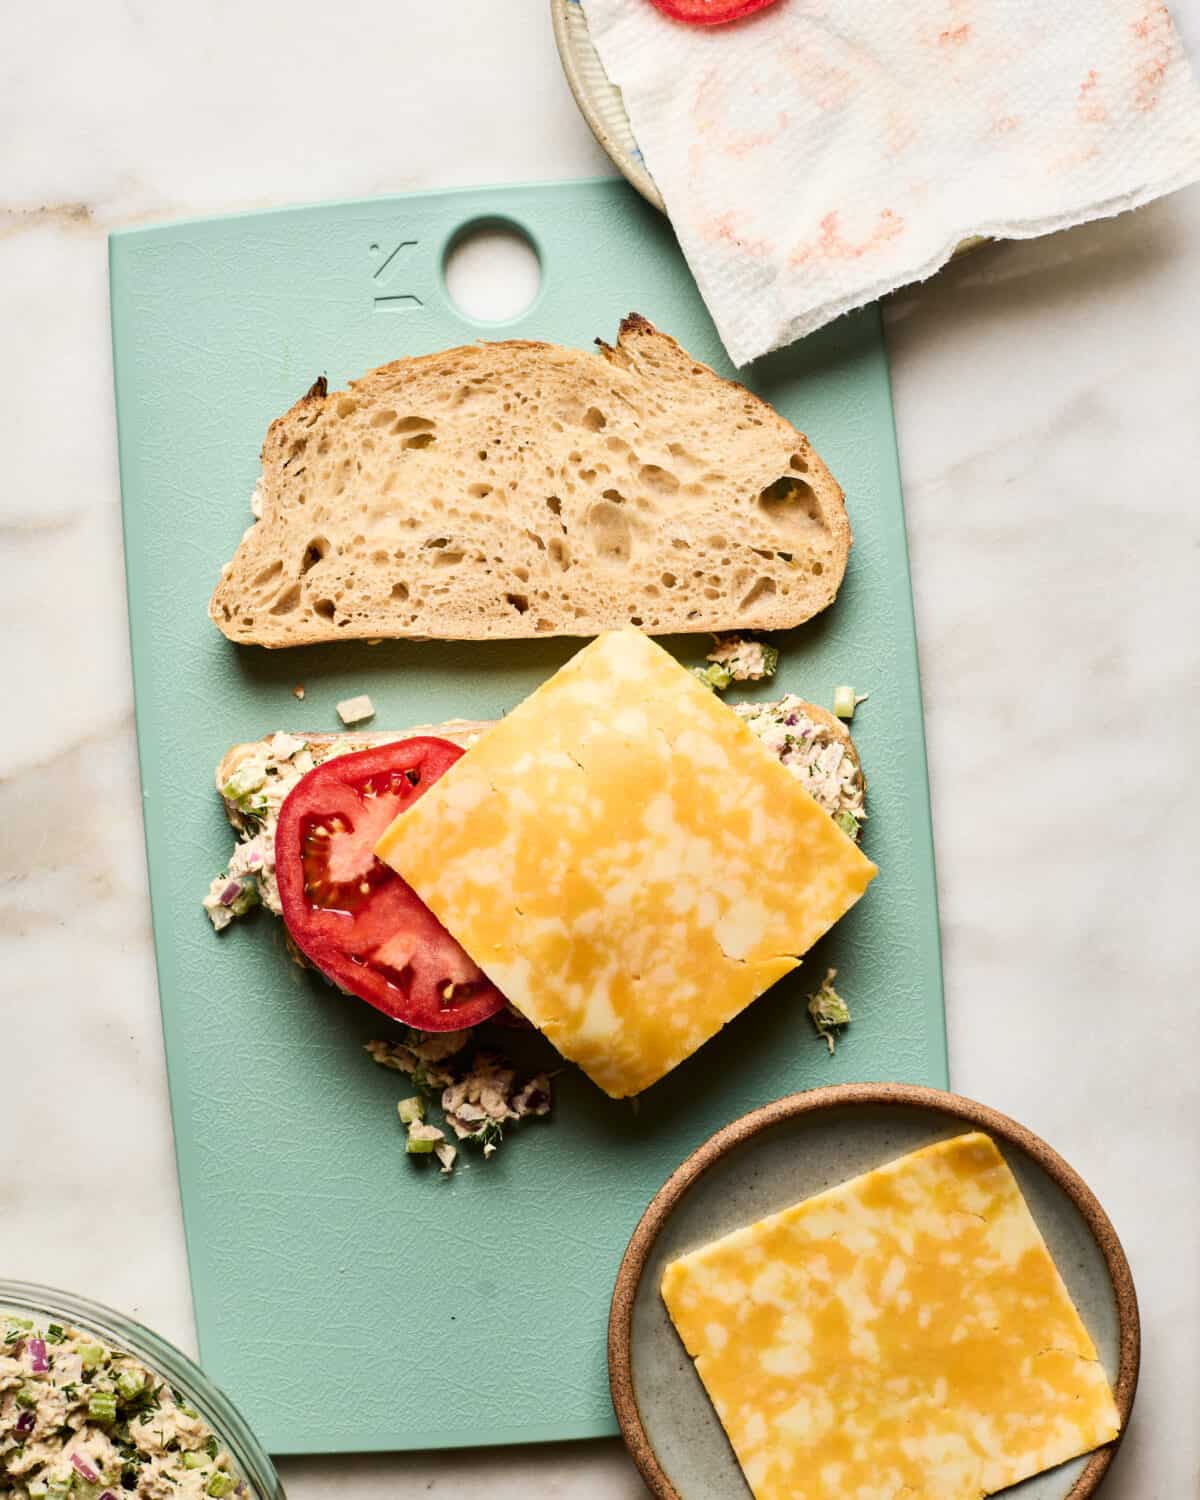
697,202,776,258
789,209,905,268
722,111,790,159
1077,68,1108,124
1132,2,1175,111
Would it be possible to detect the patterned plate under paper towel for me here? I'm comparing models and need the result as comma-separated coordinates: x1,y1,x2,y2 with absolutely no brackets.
553,0,665,209
550,0,985,254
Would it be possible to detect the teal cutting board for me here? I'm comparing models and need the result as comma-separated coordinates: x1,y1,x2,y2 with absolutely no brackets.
109,178,946,1456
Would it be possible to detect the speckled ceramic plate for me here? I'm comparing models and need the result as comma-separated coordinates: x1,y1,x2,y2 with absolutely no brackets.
610,1083,1138,1500
552,0,988,256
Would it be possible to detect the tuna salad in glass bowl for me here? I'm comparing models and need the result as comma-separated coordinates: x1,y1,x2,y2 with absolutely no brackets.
0,1283,283,1500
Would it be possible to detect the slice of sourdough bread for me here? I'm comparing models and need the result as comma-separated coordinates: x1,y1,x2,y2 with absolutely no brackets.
209,316,851,647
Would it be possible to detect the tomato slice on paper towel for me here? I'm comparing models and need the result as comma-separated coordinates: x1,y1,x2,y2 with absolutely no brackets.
275,738,505,1031
647,0,780,25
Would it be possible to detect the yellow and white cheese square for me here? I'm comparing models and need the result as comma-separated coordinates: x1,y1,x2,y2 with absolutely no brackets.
375,628,876,1096
661,1132,1121,1500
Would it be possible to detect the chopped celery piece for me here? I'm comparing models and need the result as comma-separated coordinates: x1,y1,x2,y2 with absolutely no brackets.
397,1097,424,1125
692,663,733,693
832,685,856,719
78,1343,105,1371
182,1453,207,1470
206,1473,237,1496
116,1370,145,1401
87,1391,118,1423
405,1135,437,1155
808,968,851,1054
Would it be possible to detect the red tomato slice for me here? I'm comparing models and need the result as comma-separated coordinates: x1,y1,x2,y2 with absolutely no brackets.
275,738,504,1031
647,0,779,25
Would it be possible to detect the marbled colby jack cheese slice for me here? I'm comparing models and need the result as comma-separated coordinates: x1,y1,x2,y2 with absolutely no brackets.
661,1133,1121,1500
375,628,876,1096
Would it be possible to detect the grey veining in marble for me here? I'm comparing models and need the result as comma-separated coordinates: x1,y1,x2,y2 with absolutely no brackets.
3,3,1198,1496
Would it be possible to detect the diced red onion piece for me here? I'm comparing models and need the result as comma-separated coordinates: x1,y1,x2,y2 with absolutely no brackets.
219,880,243,906
27,1337,48,1372
71,1452,101,1483
99,1492,118,1499
15,1409,35,1435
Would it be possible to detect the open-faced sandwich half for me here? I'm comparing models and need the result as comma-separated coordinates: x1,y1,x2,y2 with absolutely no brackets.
206,631,874,1168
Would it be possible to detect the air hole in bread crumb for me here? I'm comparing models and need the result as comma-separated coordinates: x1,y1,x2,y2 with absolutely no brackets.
546,496,562,516
740,576,777,610
569,451,582,464
586,501,632,562
403,432,436,450
548,539,570,571
790,453,809,472
505,592,530,614
640,464,679,494
601,488,627,505
299,538,329,575
759,476,816,521
583,406,607,431
661,572,677,588
525,530,546,551
468,483,492,499
253,560,283,589
579,469,597,483
434,551,464,568
314,598,336,620
514,566,530,583
534,617,555,633
671,537,690,550
811,560,824,575
370,409,397,428
394,416,435,433
631,615,643,626
391,582,409,600
269,584,301,615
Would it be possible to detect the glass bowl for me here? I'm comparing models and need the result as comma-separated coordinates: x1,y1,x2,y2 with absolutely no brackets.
0,1281,284,1500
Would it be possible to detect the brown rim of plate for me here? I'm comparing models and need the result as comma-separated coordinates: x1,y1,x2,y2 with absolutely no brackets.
608,1081,1140,1500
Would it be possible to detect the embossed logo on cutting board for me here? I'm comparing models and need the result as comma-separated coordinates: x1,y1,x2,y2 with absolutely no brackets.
369,238,421,311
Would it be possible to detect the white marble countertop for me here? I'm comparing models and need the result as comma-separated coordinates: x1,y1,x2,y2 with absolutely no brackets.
3,3,1198,1496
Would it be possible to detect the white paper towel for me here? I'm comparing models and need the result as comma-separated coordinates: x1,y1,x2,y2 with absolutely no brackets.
581,0,1200,364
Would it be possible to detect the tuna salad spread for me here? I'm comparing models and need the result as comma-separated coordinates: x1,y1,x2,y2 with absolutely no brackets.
367,1029,552,1174
734,694,867,840
203,699,864,932
0,1317,252,1500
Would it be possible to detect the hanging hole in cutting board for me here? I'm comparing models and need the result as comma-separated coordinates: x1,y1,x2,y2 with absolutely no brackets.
442,219,542,325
